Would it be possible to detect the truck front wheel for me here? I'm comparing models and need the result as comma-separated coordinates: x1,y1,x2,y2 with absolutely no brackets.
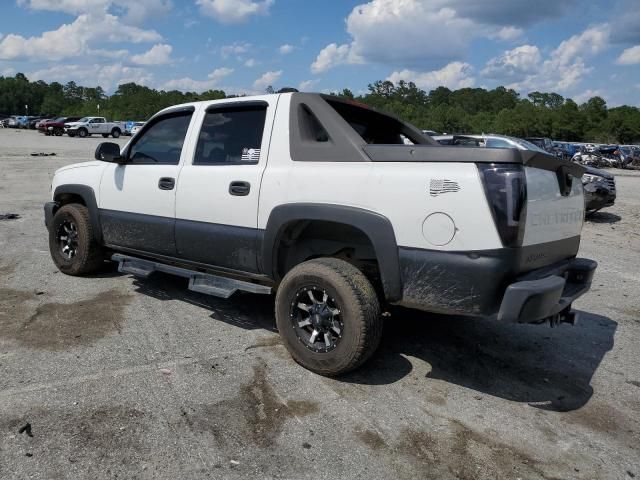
49,204,104,275
275,258,383,376
77,128,88,138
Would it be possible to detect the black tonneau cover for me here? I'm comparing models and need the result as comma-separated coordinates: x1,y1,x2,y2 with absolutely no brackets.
363,144,586,178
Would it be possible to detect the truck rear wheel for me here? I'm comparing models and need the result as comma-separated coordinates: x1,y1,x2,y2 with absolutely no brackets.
275,258,382,376
49,204,104,275
111,128,121,138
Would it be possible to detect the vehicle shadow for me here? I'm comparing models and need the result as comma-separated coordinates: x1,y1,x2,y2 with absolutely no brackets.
130,271,277,332
342,307,617,412
126,271,616,413
586,211,621,224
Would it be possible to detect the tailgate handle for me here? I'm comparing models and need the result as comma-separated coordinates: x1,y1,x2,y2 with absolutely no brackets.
229,181,251,196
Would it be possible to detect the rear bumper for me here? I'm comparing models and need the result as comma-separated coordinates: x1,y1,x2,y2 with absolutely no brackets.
395,243,596,323
497,258,596,323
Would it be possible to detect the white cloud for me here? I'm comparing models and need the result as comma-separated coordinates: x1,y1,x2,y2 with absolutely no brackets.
489,26,524,41
196,0,273,23
387,61,475,90
299,79,319,91
131,43,172,65
123,0,172,24
161,67,233,92
17,0,172,24
0,13,160,61
343,0,475,67
311,43,360,74
244,58,257,67
616,45,640,65
29,63,153,91
551,25,609,66
482,26,611,93
572,89,605,104
208,67,234,81
253,70,282,90
279,44,294,54
17,0,110,14
482,45,542,79
220,42,251,59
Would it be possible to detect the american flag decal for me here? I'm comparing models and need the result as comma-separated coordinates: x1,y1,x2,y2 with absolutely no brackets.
429,179,460,196
241,148,261,162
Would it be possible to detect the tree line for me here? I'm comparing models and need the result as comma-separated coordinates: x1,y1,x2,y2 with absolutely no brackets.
1,73,639,144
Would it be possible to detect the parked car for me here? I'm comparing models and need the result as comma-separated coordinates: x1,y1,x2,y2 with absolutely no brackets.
129,121,145,136
8,116,29,128
6,116,21,128
124,120,146,136
40,117,81,136
29,117,48,129
616,146,638,168
524,137,554,153
45,93,596,375
582,169,616,214
439,134,616,214
64,117,126,138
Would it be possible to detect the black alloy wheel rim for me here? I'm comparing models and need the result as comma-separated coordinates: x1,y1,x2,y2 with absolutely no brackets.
290,286,343,352
56,220,79,259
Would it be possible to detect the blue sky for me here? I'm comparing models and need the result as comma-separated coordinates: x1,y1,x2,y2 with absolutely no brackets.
1,0,639,105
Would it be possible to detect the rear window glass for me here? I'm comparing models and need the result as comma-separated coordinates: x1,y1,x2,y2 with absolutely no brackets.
324,98,423,145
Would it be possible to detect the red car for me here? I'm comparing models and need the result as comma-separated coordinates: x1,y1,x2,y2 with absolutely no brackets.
39,116,81,136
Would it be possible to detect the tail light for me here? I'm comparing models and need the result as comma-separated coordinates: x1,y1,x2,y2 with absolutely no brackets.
477,163,527,247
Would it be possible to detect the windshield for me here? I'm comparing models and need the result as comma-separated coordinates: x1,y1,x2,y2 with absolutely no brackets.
76,117,89,123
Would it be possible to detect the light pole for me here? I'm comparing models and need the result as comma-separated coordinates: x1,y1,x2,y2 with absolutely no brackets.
25,104,28,116
97,104,100,115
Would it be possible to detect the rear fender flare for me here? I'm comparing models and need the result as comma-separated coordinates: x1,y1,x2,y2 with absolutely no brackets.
262,203,401,301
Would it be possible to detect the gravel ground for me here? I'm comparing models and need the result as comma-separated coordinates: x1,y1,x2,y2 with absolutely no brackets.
1,128,639,480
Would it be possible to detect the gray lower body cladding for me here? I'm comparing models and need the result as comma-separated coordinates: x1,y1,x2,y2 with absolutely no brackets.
395,237,595,323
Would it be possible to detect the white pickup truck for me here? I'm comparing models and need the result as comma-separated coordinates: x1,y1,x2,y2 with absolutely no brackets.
44,92,596,375
64,117,126,138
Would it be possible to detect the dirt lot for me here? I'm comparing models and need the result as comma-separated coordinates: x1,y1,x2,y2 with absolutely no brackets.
0,128,639,480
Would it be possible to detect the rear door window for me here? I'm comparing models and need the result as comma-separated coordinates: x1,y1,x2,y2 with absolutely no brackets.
193,105,267,165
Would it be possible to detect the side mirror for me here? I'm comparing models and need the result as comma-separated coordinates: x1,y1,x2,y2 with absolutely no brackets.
95,142,124,163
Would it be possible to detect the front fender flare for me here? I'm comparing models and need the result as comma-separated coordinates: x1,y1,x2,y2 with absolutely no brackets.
52,184,102,243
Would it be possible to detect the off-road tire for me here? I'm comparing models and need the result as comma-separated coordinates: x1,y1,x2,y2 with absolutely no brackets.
275,258,383,376
49,203,104,275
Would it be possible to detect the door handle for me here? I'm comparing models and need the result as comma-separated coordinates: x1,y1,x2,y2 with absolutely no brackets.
158,177,175,190
229,181,251,196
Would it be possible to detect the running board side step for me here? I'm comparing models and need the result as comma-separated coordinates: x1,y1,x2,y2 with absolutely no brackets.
111,254,272,299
